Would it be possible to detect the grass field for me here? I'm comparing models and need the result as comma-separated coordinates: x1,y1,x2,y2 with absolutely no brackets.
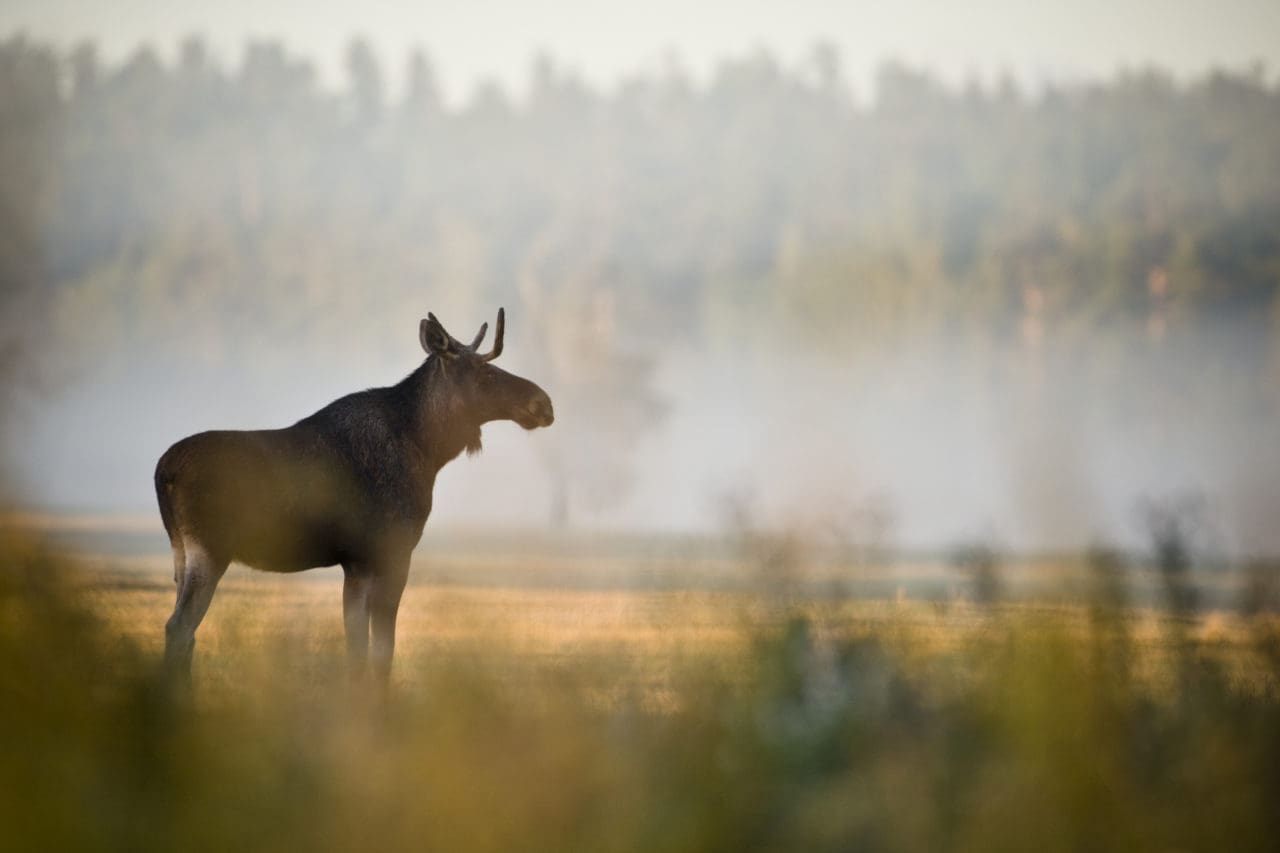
4,524,1280,852
80,555,1277,702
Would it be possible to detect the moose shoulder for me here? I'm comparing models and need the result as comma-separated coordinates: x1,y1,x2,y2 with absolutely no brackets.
154,308,553,683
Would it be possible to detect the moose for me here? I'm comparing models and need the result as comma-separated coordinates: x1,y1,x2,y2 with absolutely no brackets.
154,308,553,682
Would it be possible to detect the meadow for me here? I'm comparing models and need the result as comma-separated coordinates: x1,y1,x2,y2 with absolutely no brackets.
3,523,1280,852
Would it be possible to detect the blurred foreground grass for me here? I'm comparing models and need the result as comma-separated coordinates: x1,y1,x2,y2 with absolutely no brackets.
4,530,1280,852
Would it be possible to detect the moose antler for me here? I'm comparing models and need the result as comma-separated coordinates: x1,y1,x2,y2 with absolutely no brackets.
479,307,504,362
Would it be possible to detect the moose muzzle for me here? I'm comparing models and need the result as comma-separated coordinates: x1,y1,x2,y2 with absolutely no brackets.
520,391,555,429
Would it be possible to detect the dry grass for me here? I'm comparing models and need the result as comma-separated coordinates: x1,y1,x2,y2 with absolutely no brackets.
71,551,1278,703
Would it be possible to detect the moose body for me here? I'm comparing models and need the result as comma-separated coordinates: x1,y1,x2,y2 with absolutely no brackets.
155,308,553,682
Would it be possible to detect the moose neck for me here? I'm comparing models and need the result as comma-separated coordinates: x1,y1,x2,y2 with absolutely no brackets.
398,357,484,473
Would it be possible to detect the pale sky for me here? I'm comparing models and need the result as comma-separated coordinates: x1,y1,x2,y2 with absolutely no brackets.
3,0,1278,102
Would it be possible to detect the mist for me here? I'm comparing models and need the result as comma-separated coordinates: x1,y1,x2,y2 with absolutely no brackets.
2,35,1278,557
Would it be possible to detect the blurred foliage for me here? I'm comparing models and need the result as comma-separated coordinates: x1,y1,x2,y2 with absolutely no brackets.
1142,497,1204,618
5,533,1280,851
949,541,1004,605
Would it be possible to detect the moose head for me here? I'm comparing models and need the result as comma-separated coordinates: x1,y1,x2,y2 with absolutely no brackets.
418,308,554,455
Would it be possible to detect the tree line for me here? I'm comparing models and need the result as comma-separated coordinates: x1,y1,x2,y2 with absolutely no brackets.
3,35,1277,366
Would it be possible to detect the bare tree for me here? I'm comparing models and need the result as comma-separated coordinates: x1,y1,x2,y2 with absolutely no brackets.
521,275,665,527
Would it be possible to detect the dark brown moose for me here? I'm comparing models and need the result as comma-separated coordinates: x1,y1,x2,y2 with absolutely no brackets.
154,308,553,683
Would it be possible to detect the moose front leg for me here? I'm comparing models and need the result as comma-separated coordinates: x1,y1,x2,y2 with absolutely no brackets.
370,557,410,686
341,566,372,677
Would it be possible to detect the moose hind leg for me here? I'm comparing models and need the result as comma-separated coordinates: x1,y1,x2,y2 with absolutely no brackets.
342,567,372,676
369,559,410,686
164,539,228,679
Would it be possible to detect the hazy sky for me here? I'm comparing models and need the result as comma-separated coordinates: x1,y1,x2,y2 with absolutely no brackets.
4,0,1278,101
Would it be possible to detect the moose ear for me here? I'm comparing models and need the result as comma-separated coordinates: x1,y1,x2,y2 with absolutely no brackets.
419,316,454,357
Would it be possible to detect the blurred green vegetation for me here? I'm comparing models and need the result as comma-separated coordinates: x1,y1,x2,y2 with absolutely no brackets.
5,532,1280,852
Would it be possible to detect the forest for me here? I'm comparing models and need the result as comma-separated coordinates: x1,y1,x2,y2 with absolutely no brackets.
2,35,1279,545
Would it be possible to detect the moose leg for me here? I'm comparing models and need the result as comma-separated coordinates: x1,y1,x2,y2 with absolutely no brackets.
341,566,372,677
164,539,228,681
369,557,410,686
